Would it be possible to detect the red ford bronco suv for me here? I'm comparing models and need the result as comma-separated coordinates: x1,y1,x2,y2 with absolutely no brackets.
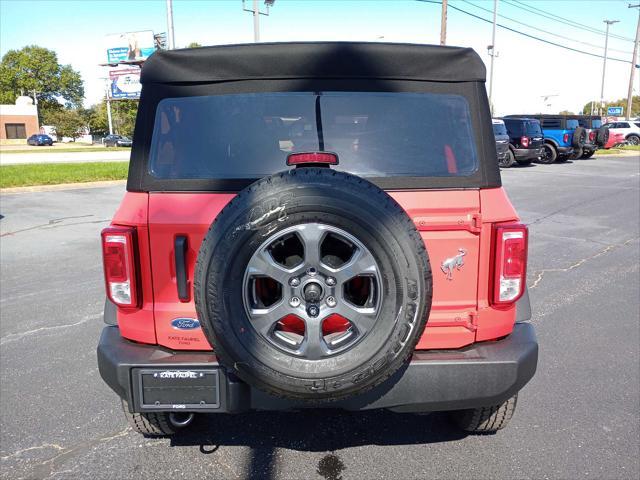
97,42,537,437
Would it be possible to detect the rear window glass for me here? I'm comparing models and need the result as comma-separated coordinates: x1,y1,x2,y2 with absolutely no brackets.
592,119,602,128
492,123,507,136
149,92,478,180
566,119,579,129
525,121,542,135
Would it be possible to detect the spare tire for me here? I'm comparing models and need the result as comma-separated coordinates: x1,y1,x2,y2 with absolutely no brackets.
194,168,432,401
596,126,609,147
572,127,586,147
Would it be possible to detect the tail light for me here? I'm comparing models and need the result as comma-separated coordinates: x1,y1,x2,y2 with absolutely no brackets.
520,136,530,148
491,224,528,306
563,133,569,143
589,131,596,142
101,226,139,309
287,152,338,166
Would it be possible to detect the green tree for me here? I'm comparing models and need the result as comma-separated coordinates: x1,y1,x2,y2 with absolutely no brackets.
187,42,202,48
581,96,640,117
84,99,139,137
43,108,85,140
0,45,84,120
559,110,575,115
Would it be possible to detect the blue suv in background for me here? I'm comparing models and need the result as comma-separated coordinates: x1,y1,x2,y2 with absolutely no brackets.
505,114,586,163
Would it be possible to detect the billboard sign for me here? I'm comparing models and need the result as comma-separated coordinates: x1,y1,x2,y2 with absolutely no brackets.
607,106,623,116
105,30,155,64
109,67,141,99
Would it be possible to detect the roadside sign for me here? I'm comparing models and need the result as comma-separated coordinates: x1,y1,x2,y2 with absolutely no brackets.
109,67,141,99
607,106,623,116
105,31,155,64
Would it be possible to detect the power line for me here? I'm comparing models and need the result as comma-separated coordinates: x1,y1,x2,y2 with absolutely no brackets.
505,0,635,43
461,0,633,55
441,2,632,64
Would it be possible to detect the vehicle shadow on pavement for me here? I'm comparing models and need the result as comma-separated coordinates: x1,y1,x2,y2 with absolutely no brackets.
170,410,465,478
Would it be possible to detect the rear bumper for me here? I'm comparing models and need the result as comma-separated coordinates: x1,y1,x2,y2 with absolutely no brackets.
513,147,543,161
97,323,538,414
556,145,574,156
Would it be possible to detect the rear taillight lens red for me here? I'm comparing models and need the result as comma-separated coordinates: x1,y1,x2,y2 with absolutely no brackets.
589,131,596,141
101,226,139,309
287,152,339,166
491,224,528,306
520,136,530,148
563,133,569,143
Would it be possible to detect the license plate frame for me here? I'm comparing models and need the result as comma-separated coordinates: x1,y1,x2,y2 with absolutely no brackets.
137,368,220,410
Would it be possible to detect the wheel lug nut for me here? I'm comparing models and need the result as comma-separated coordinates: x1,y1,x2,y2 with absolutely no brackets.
326,296,336,308
325,277,336,286
289,297,301,308
307,305,320,317
289,278,300,287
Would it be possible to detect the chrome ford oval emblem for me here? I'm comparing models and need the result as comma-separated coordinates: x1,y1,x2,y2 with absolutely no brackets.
171,318,200,330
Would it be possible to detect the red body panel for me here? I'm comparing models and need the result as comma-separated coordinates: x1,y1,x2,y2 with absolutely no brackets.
111,192,156,344
113,187,521,351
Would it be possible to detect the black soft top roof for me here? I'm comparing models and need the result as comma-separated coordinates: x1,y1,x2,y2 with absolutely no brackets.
141,42,486,84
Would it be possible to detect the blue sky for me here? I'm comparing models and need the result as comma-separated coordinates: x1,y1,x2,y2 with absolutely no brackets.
1,0,637,115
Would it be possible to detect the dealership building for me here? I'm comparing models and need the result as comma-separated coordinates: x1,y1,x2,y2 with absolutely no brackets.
0,96,39,141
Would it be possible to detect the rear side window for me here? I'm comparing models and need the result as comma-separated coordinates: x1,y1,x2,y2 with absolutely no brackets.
492,123,507,136
541,118,561,129
149,92,478,180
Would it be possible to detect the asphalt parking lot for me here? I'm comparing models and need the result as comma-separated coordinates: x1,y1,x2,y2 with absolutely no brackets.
1,154,638,480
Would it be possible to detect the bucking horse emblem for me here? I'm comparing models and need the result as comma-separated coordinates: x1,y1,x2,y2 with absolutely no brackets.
441,248,467,280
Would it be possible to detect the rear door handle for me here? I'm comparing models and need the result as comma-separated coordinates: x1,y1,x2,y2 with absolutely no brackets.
175,236,189,302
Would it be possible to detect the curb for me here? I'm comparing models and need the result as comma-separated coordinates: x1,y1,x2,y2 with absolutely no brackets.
0,180,127,194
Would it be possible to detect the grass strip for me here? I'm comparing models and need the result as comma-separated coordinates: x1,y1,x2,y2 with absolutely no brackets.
0,162,129,188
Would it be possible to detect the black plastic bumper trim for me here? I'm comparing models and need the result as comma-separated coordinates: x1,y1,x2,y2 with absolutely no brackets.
97,323,538,413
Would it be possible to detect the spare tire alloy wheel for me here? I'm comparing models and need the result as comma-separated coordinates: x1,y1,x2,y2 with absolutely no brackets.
596,127,609,147
572,127,586,147
194,168,432,401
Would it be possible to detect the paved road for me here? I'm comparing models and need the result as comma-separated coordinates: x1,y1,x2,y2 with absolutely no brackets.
1,155,638,480
0,150,130,165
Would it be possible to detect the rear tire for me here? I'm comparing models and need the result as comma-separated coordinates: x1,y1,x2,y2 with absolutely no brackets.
538,144,557,164
450,394,518,434
627,134,640,145
569,146,583,160
121,400,188,437
499,150,516,168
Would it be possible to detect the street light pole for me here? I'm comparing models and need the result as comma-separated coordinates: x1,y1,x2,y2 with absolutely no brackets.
104,80,113,135
166,0,175,50
488,0,499,115
600,19,619,116
626,4,640,120
440,0,447,45
253,0,260,42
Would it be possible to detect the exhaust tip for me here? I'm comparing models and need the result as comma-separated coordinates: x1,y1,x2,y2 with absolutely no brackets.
169,412,195,428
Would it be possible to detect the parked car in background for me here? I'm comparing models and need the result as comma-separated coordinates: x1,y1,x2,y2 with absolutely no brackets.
27,134,53,146
505,114,584,163
492,119,511,167
604,130,626,149
602,121,640,145
501,117,544,166
570,115,608,158
103,134,132,147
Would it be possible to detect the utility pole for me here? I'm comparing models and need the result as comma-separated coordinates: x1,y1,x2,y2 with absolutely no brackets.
166,0,175,50
626,4,640,120
253,0,260,42
600,19,620,115
104,80,113,135
243,0,275,43
488,0,499,115
440,0,448,45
